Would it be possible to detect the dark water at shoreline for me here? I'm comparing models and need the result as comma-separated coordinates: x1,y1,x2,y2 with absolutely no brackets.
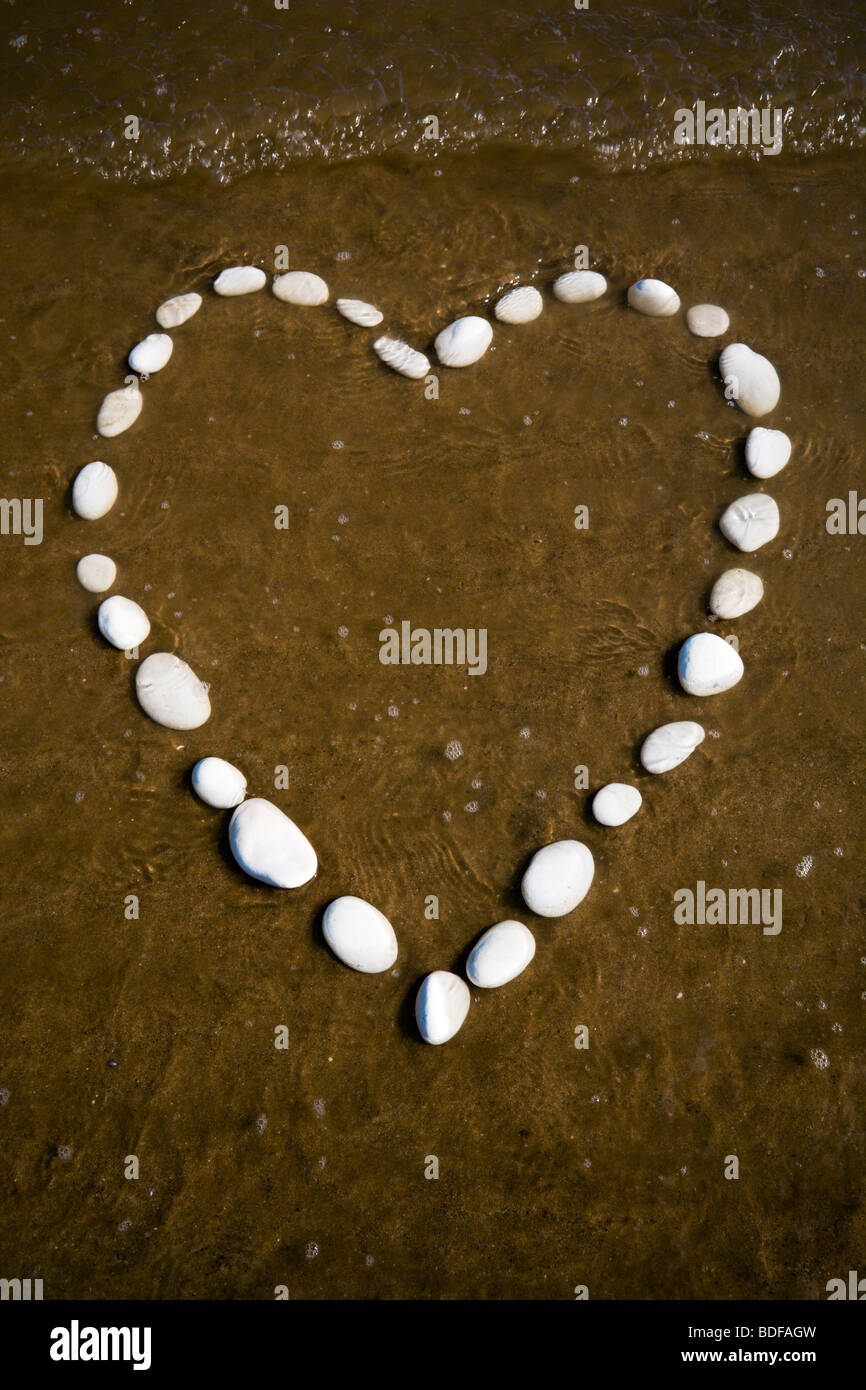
1,1,865,1302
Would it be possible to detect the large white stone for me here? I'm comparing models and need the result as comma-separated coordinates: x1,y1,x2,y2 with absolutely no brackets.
156,292,202,328
228,798,317,889
592,783,642,826
466,920,535,988
97,595,150,650
640,721,705,774
72,461,118,519
678,632,744,697
128,333,172,375
97,382,142,437
686,303,730,337
135,651,211,730
719,343,780,417
191,756,247,809
373,336,430,380
709,568,764,619
719,493,780,552
76,553,116,592
272,271,329,305
322,896,398,974
494,286,543,324
627,278,680,317
415,971,470,1045
745,427,791,479
434,316,493,368
521,840,594,918
336,298,383,327
213,266,266,296
553,270,607,303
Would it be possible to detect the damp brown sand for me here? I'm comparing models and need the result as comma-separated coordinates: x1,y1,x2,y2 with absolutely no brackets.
0,148,865,1299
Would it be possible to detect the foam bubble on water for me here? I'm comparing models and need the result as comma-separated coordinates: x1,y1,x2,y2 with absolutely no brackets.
519,726,531,740
810,1048,829,1070
337,626,348,637
387,705,398,717
444,740,463,761
255,1114,268,1134
57,1145,73,1160
305,1241,319,1259
365,1254,375,1266
0,1088,10,1105
313,1098,325,1116
795,855,814,878
465,800,478,813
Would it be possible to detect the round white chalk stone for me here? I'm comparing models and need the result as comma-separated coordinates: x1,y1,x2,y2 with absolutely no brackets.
76,553,116,592
72,462,118,520
745,427,791,479
521,840,595,918
156,293,202,329
336,298,383,328
373,336,430,380
719,343,780,417
191,756,247,809
272,271,329,306
135,652,211,730
709,569,764,619
128,333,173,375
96,382,142,438
97,595,150,651
640,721,705,774
494,287,543,324
719,493,780,552
466,920,536,989
434,316,493,368
678,632,744,697
213,266,266,296
228,798,317,889
686,303,730,337
628,278,680,316
592,783,642,827
415,971,471,1045
322,896,398,974
553,270,607,303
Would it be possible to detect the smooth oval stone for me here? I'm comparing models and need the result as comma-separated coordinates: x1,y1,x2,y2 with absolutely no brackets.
686,303,730,337
373,335,430,380
745,427,791,479
640,721,705,774
229,797,317,889
719,493,780,552
434,315,493,368
592,783,642,826
494,286,543,324
156,292,202,328
521,840,595,918
466,920,536,989
719,342,780,416
72,461,118,519
272,271,329,305
76,553,116,592
128,333,172,375
415,971,470,1045
97,595,150,650
96,382,142,437
213,266,266,296
135,651,211,730
678,632,744,697
709,568,764,619
336,297,383,327
191,756,247,809
553,270,607,303
627,278,680,316
322,895,398,974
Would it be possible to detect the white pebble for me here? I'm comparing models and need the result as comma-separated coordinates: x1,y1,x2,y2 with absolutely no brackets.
76,553,116,592
627,278,680,316
553,270,607,303
678,633,744,696
719,493,780,552
709,568,764,619
322,896,398,974
592,783,642,826
191,756,247,809
72,461,118,519
128,333,173,375
521,840,594,918
135,651,211,730
466,920,536,988
96,381,142,437
336,298,383,327
228,797,317,889
640,721,705,774
745,427,791,479
434,316,493,368
686,303,729,337
415,971,470,1045
156,292,202,328
213,266,266,296
373,335,430,380
719,342,780,416
97,595,150,650
272,271,329,306
494,286,543,323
